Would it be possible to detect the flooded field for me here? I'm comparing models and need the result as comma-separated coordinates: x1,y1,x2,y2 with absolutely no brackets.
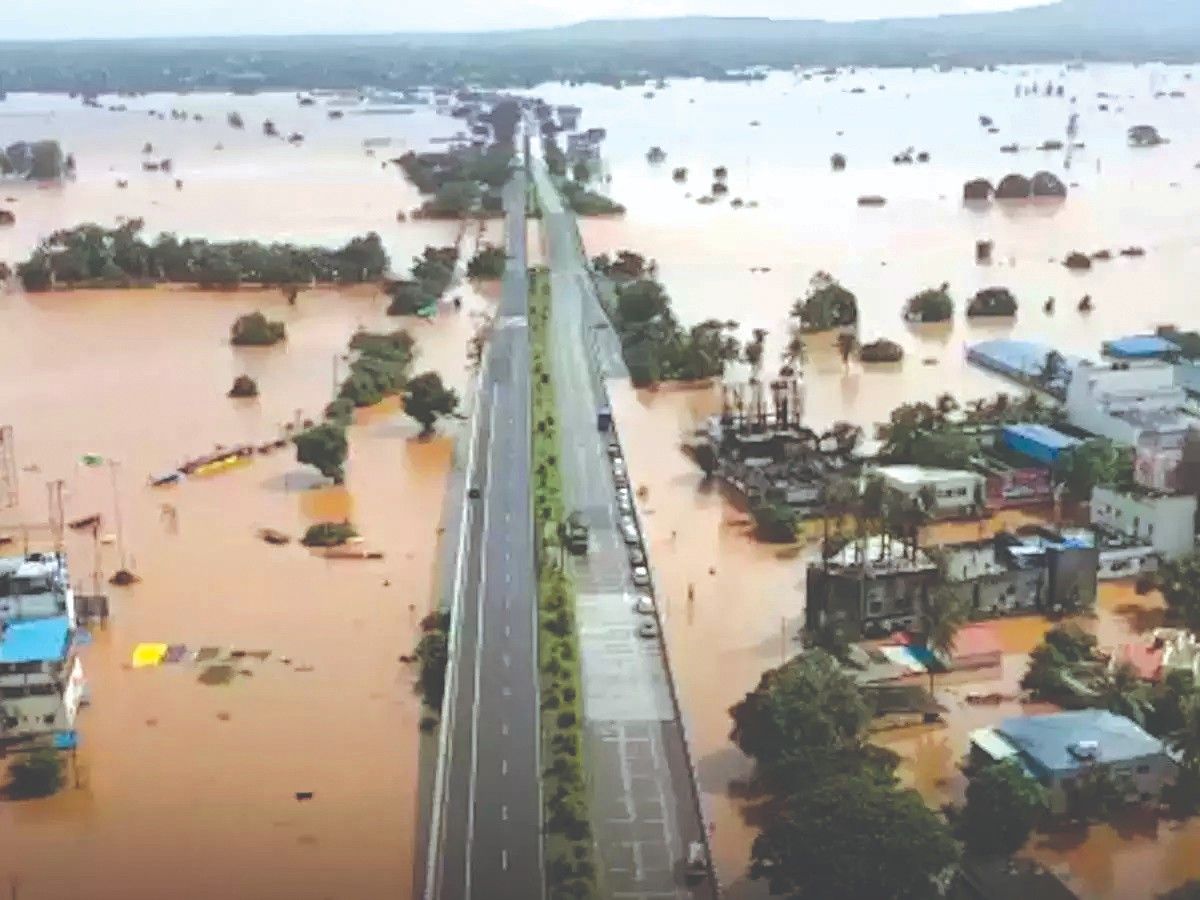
0,92,494,899
584,64,1200,899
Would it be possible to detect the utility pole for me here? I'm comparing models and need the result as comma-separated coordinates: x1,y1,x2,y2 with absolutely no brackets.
108,461,128,573
46,480,65,553
0,425,18,509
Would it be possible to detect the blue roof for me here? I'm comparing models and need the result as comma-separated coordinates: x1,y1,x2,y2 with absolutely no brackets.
1104,335,1179,359
998,710,1165,776
1003,423,1081,452
0,615,70,664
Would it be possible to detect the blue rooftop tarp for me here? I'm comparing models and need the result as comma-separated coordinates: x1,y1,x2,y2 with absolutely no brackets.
1002,423,1082,465
0,615,70,663
966,339,1086,399
1103,335,1179,359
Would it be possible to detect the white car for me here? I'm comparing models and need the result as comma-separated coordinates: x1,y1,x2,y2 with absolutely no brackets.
634,595,655,615
632,565,650,587
612,457,626,474
617,496,633,514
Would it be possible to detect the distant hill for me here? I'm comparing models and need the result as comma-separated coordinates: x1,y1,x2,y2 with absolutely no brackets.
2,0,1199,94
545,1,1200,46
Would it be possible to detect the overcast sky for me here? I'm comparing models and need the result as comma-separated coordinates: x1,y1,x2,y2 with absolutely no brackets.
2,0,1045,41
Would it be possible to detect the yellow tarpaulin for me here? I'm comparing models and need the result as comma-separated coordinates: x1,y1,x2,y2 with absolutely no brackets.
131,643,168,668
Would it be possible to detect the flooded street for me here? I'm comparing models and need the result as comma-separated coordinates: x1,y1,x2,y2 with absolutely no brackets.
586,64,1200,898
0,93,494,899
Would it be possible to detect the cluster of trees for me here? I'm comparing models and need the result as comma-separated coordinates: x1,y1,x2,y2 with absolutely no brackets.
16,220,389,290
729,651,959,899
396,145,513,218
877,391,1068,469
966,287,1018,317
386,246,459,315
230,311,286,346
1,140,71,180
792,272,858,332
5,749,66,798
560,179,626,216
1053,437,1134,502
599,253,740,385
293,327,455,481
903,283,954,323
466,244,506,279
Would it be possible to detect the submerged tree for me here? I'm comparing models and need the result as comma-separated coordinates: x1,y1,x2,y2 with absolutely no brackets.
294,422,349,483
961,761,1047,856
792,272,858,332
403,371,460,434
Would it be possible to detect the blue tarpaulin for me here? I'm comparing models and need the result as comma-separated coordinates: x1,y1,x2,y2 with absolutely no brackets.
0,615,70,663
1103,335,1179,359
1002,423,1082,465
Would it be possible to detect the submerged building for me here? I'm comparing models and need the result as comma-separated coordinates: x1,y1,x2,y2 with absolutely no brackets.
969,710,1176,815
0,552,86,745
806,528,1099,639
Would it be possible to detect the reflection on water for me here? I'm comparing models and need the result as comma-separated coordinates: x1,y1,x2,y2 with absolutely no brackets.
590,62,1200,899
0,92,497,899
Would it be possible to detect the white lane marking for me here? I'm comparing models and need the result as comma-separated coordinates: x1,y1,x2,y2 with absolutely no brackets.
504,625,511,637
502,758,509,776
502,687,512,697
465,383,499,900
502,849,509,871
502,805,509,821
502,722,509,736
426,359,487,900
503,653,511,668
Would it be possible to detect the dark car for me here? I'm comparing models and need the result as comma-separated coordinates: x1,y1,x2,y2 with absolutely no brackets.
468,486,481,499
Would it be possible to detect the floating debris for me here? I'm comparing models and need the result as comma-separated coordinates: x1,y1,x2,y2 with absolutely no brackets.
109,568,141,586
257,528,291,546
198,664,236,686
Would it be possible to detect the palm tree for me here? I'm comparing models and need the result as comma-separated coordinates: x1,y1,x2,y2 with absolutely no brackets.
919,585,967,694
821,477,859,563
781,329,807,374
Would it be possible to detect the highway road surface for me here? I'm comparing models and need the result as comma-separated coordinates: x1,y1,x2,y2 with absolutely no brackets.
430,164,543,900
531,151,718,899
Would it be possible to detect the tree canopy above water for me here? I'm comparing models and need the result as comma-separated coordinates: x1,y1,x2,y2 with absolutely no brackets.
16,220,388,291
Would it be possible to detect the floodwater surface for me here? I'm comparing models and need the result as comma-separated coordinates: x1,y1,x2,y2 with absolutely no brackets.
581,63,1200,899
0,91,495,900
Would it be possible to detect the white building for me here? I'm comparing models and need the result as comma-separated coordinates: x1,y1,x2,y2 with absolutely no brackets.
875,465,986,518
1091,485,1197,562
0,553,76,626
1065,361,1194,448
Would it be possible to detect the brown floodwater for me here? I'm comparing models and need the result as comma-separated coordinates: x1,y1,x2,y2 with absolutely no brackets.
0,92,499,899
582,61,1200,899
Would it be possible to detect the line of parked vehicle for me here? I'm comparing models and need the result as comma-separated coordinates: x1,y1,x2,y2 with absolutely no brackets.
607,437,659,639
